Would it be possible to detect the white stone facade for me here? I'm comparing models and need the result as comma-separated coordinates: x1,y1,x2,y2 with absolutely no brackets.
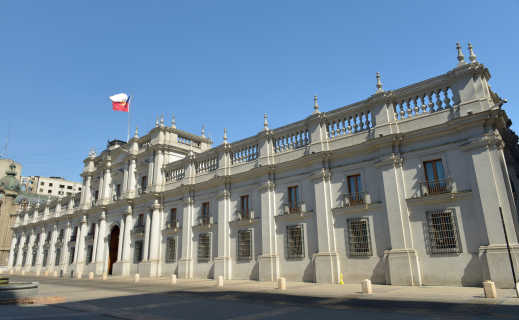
8,46,519,288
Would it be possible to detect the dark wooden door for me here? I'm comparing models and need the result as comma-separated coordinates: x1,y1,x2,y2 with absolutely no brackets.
108,226,119,275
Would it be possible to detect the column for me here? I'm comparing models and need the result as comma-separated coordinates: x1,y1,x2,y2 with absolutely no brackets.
143,211,151,261
178,192,194,279
258,175,280,281
113,206,132,276
15,233,26,270
312,167,341,284
215,184,232,279
152,149,164,192
7,236,18,270
60,222,72,273
95,212,107,275
75,216,88,277
92,222,99,263
117,216,124,262
81,175,93,209
122,162,129,197
35,231,46,272
47,226,58,271
25,232,36,270
102,168,112,204
143,200,161,277
376,154,421,286
127,158,137,198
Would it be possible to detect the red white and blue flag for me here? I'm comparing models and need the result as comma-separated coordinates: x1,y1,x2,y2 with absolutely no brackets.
110,93,130,112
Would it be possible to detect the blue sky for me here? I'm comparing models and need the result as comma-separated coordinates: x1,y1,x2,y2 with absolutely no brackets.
1,0,518,182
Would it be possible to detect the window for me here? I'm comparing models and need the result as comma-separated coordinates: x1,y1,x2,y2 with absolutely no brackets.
201,202,210,224
347,218,372,256
423,159,447,194
288,186,299,212
238,230,252,260
116,184,121,198
58,229,64,241
166,237,176,263
39,189,43,192
426,209,461,255
240,195,250,219
48,190,52,194
55,248,61,266
46,232,51,242
79,187,82,191
67,186,73,190
31,251,37,266
141,176,148,192
22,251,27,266
43,249,49,266
134,240,143,263
88,224,95,238
40,182,44,186
49,183,53,187
86,245,94,263
170,208,177,223
67,192,72,195
137,214,145,226
347,174,363,205
198,233,210,262
71,226,78,242
286,225,304,259
69,247,75,264
94,190,99,201
60,185,65,188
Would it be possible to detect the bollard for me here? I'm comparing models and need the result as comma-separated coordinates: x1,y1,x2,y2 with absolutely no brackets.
217,275,224,288
88,272,94,280
277,277,286,290
483,280,497,298
170,274,177,285
361,279,372,294
102,273,108,280
134,273,140,283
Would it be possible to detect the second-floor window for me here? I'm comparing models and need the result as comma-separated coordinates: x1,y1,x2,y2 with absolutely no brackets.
424,159,447,194
288,186,299,212
240,195,250,219
115,184,121,199
94,190,99,202
170,208,177,223
347,174,363,205
201,202,210,225
137,214,145,227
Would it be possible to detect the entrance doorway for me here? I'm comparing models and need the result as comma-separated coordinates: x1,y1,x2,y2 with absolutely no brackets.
108,226,120,275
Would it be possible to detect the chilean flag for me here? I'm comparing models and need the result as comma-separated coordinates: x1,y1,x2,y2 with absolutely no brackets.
110,93,130,112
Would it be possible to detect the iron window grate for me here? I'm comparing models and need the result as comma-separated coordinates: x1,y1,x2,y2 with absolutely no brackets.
426,209,461,255
347,218,372,257
134,241,143,263
198,233,211,262
55,248,61,266
238,230,252,260
166,237,176,263
286,225,304,259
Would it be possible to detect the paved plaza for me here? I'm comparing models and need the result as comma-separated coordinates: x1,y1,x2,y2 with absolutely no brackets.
2,274,519,319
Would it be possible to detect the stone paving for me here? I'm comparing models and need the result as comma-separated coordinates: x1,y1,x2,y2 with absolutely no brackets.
2,274,519,319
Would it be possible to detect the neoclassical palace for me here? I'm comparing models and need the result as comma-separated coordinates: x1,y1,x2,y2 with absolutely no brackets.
8,45,519,288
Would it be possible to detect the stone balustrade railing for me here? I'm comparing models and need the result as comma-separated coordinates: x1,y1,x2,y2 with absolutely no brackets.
273,121,310,153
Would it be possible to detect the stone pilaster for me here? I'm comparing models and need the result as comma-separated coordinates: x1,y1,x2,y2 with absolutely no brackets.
214,184,232,280
95,212,107,275
178,190,194,279
141,200,161,277
258,176,280,281
311,167,341,284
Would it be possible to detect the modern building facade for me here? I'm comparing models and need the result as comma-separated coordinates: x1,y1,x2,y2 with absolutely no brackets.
21,176,82,197
8,45,519,288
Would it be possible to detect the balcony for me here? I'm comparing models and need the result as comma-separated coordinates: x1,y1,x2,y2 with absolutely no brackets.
342,192,371,207
283,202,309,215
165,220,180,231
199,215,213,226
419,178,452,197
236,210,253,221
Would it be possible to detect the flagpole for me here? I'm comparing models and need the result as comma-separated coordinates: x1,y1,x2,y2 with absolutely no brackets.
127,96,131,142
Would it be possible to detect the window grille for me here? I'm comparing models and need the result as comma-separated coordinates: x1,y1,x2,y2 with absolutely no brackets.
426,209,461,255
31,252,37,266
198,233,210,262
286,225,304,259
55,248,61,266
69,247,75,264
166,237,176,263
42,249,48,266
86,245,94,263
134,241,143,263
347,218,372,256
238,230,252,260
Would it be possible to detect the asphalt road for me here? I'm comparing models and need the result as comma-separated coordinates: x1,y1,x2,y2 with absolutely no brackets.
3,276,519,320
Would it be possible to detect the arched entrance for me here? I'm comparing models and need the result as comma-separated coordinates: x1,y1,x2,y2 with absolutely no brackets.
108,226,120,275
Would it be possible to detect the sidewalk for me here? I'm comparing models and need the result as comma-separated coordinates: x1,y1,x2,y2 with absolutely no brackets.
7,273,519,307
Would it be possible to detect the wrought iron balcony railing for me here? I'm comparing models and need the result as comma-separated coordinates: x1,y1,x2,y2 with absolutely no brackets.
283,202,308,215
419,178,452,196
199,215,213,226
166,220,180,230
342,192,372,207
